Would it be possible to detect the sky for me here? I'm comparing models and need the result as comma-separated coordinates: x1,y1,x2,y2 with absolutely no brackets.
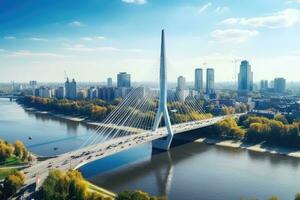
0,0,300,83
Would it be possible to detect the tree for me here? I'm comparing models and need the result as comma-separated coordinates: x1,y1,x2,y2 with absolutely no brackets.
14,140,28,161
39,169,106,200
117,190,167,200
295,193,300,200
0,170,25,198
275,114,288,124
0,140,14,161
268,196,280,200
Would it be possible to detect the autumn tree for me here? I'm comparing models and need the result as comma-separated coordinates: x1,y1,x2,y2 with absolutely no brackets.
0,170,25,199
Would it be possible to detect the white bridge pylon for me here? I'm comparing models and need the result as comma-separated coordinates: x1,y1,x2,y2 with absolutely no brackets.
152,29,174,150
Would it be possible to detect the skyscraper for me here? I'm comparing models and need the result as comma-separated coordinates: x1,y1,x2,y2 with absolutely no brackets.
55,86,65,99
194,68,203,92
176,76,186,102
65,78,77,99
274,78,286,93
238,60,253,94
260,80,268,90
206,68,215,94
107,77,113,87
117,72,131,88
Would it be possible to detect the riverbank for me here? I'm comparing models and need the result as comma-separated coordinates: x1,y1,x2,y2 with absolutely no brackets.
190,137,300,158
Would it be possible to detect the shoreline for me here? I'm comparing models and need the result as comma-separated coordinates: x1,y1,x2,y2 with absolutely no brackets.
191,137,300,158
21,105,300,159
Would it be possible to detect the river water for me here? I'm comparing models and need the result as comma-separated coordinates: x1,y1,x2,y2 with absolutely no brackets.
0,98,300,200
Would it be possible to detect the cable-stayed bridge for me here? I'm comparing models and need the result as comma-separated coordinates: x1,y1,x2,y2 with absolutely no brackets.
17,30,245,198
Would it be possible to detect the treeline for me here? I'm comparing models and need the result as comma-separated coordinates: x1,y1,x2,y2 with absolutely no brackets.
39,169,167,200
0,139,32,163
19,96,119,121
19,96,213,126
212,114,300,148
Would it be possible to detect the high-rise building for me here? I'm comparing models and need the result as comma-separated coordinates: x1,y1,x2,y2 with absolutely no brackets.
176,76,186,102
65,78,77,99
39,87,52,98
117,72,131,88
206,68,215,94
194,68,203,92
260,80,268,90
98,87,115,102
55,87,65,99
274,78,286,93
238,60,253,94
107,77,113,87
88,86,98,100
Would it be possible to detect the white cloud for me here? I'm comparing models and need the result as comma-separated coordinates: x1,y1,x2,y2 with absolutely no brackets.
222,9,300,28
29,37,48,41
66,44,119,52
215,6,230,14
122,0,147,5
127,49,144,53
211,29,259,43
5,50,64,58
95,36,105,40
198,2,212,14
80,37,93,41
80,36,106,41
286,0,300,3
4,36,16,40
69,21,84,27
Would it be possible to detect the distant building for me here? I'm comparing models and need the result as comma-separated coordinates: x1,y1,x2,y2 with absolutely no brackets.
39,87,52,98
238,60,253,94
206,68,215,94
117,72,131,88
274,78,286,93
65,78,77,100
194,68,203,92
176,76,186,102
29,80,37,89
107,77,113,87
260,80,268,90
55,87,65,99
98,87,115,102
77,89,87,100
115,87,131,98
88,87,98,100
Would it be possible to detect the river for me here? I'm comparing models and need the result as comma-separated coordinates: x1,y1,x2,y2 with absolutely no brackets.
0,98,300,200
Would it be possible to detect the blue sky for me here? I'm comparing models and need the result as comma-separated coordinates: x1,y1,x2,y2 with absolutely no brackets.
0,0,300,82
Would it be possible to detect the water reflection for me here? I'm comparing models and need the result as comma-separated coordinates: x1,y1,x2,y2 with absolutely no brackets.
25,111,83,135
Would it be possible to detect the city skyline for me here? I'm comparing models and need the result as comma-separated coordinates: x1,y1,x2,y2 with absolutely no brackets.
1,0,300,82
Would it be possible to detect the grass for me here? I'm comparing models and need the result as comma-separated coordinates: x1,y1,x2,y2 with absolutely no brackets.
0,168,16,180
0,156,24,167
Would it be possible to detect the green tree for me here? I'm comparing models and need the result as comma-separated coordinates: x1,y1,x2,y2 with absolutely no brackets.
117,190,167,200
295,193,300,200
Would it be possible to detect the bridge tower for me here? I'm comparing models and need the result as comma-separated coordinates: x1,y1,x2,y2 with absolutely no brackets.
152,29,174,150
